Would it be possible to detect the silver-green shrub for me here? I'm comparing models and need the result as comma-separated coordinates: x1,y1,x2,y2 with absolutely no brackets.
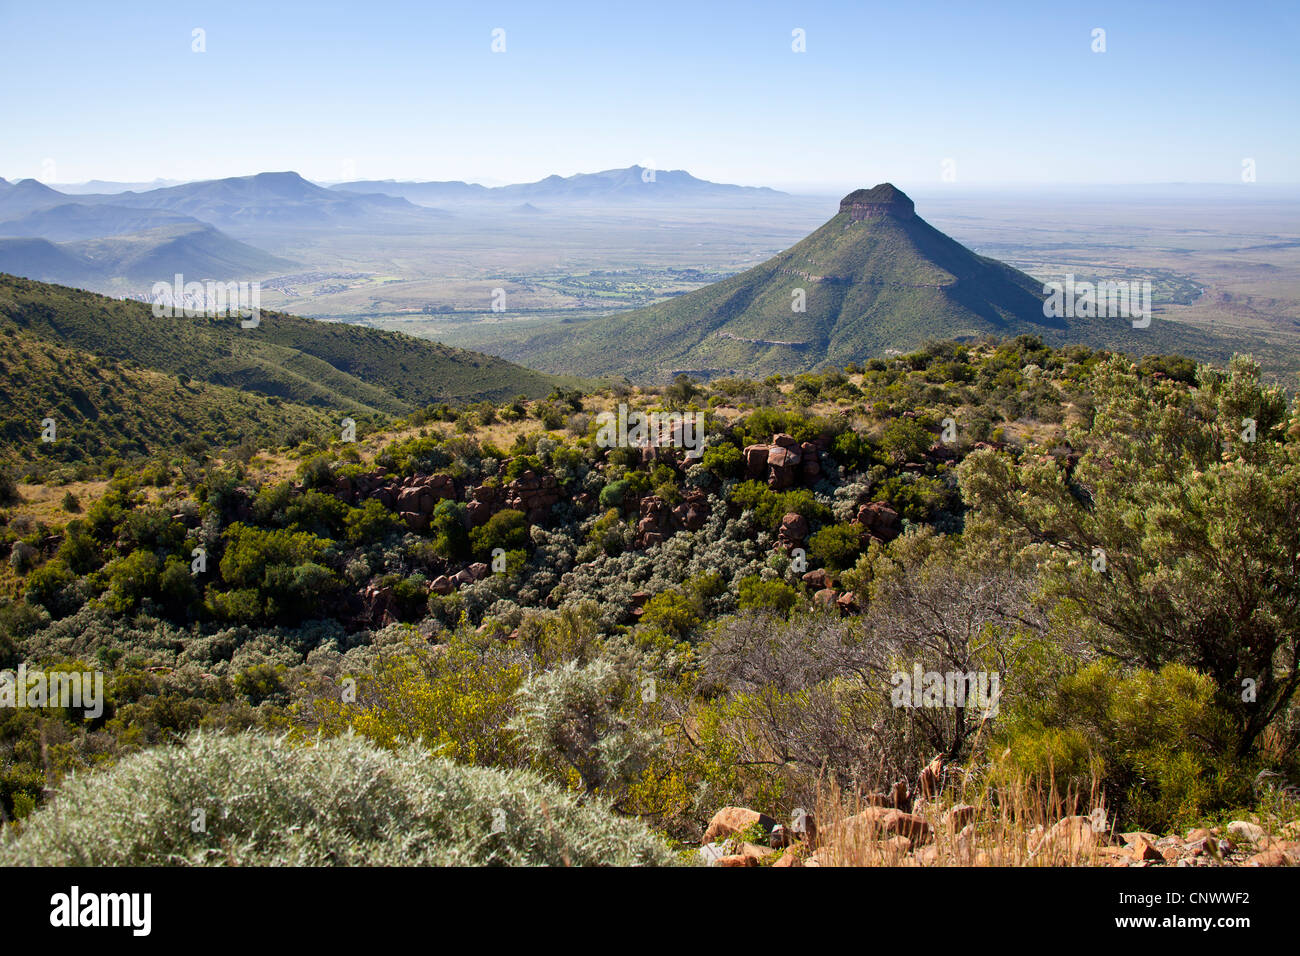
0,731,676,867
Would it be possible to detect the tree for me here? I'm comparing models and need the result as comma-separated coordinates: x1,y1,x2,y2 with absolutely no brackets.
959,355,1300,757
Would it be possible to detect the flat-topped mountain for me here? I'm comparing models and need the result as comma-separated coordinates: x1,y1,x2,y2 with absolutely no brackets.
490,184,1212,380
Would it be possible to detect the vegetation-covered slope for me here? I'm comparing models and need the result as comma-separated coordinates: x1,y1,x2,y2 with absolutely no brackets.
0,274,571,475
503,185,1234,380
2,336,1296,861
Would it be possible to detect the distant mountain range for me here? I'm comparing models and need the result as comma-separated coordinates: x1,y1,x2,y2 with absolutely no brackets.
331,166,787,206
0,167,782,291
484,184,1228,380
68,171,436,232
49,178,186,195
0,172,441,288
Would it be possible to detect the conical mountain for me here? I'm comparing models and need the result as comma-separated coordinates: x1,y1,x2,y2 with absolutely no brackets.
506,184,1156,379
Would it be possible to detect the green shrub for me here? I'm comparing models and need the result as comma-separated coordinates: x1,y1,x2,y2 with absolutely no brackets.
878,416,935,464
469,509,528,558
736,577,799,613
808,522,865,573
700,443,742,478
638,591,700,640
995,661,1237,832
728,481,830,531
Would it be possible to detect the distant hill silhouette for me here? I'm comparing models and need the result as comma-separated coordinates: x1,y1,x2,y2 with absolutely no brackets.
332,166,786,206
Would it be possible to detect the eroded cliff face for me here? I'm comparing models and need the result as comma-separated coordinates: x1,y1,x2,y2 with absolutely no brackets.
838,183,916,221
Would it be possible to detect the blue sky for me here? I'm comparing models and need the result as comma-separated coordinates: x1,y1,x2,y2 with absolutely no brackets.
1,0,1296,191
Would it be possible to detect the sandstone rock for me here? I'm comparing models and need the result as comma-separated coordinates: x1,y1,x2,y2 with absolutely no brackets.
1036,816,1103,857
777,512,809,547
702,807,776,844
715,854,759,867
880,835,913,855
766,445,799,468
1131,837,1165,862
836,806,932,849
772,849,802,867
1246,849,1292,867
742,444,769,478
854,501,901,541
466,499,494,526
428,575,453,596
918,755,943,799
736,842,774,861
801,568,830,590
914,844,942,866
944,804,977,830
1227,820,1266,844
891,779,912,813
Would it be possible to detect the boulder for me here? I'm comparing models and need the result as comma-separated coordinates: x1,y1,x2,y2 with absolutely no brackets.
1246,849,1293,867
766,445,799,468
703,807,777,844
1036,816,1104,857
801,568,829,590
855,501,901,541
736,842,774,862
1131,837,1165,862
777,512,809,547
918,755,943,799
944,804,977,830
1227,820,1266,844
835,806,932,849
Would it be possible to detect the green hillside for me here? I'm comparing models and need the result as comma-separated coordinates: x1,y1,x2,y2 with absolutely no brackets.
68,223,296,281
0,273,571,474
501,184,1236,380
0,325,334,474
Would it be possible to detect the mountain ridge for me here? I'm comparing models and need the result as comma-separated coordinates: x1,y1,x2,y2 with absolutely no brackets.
331,165,787,205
